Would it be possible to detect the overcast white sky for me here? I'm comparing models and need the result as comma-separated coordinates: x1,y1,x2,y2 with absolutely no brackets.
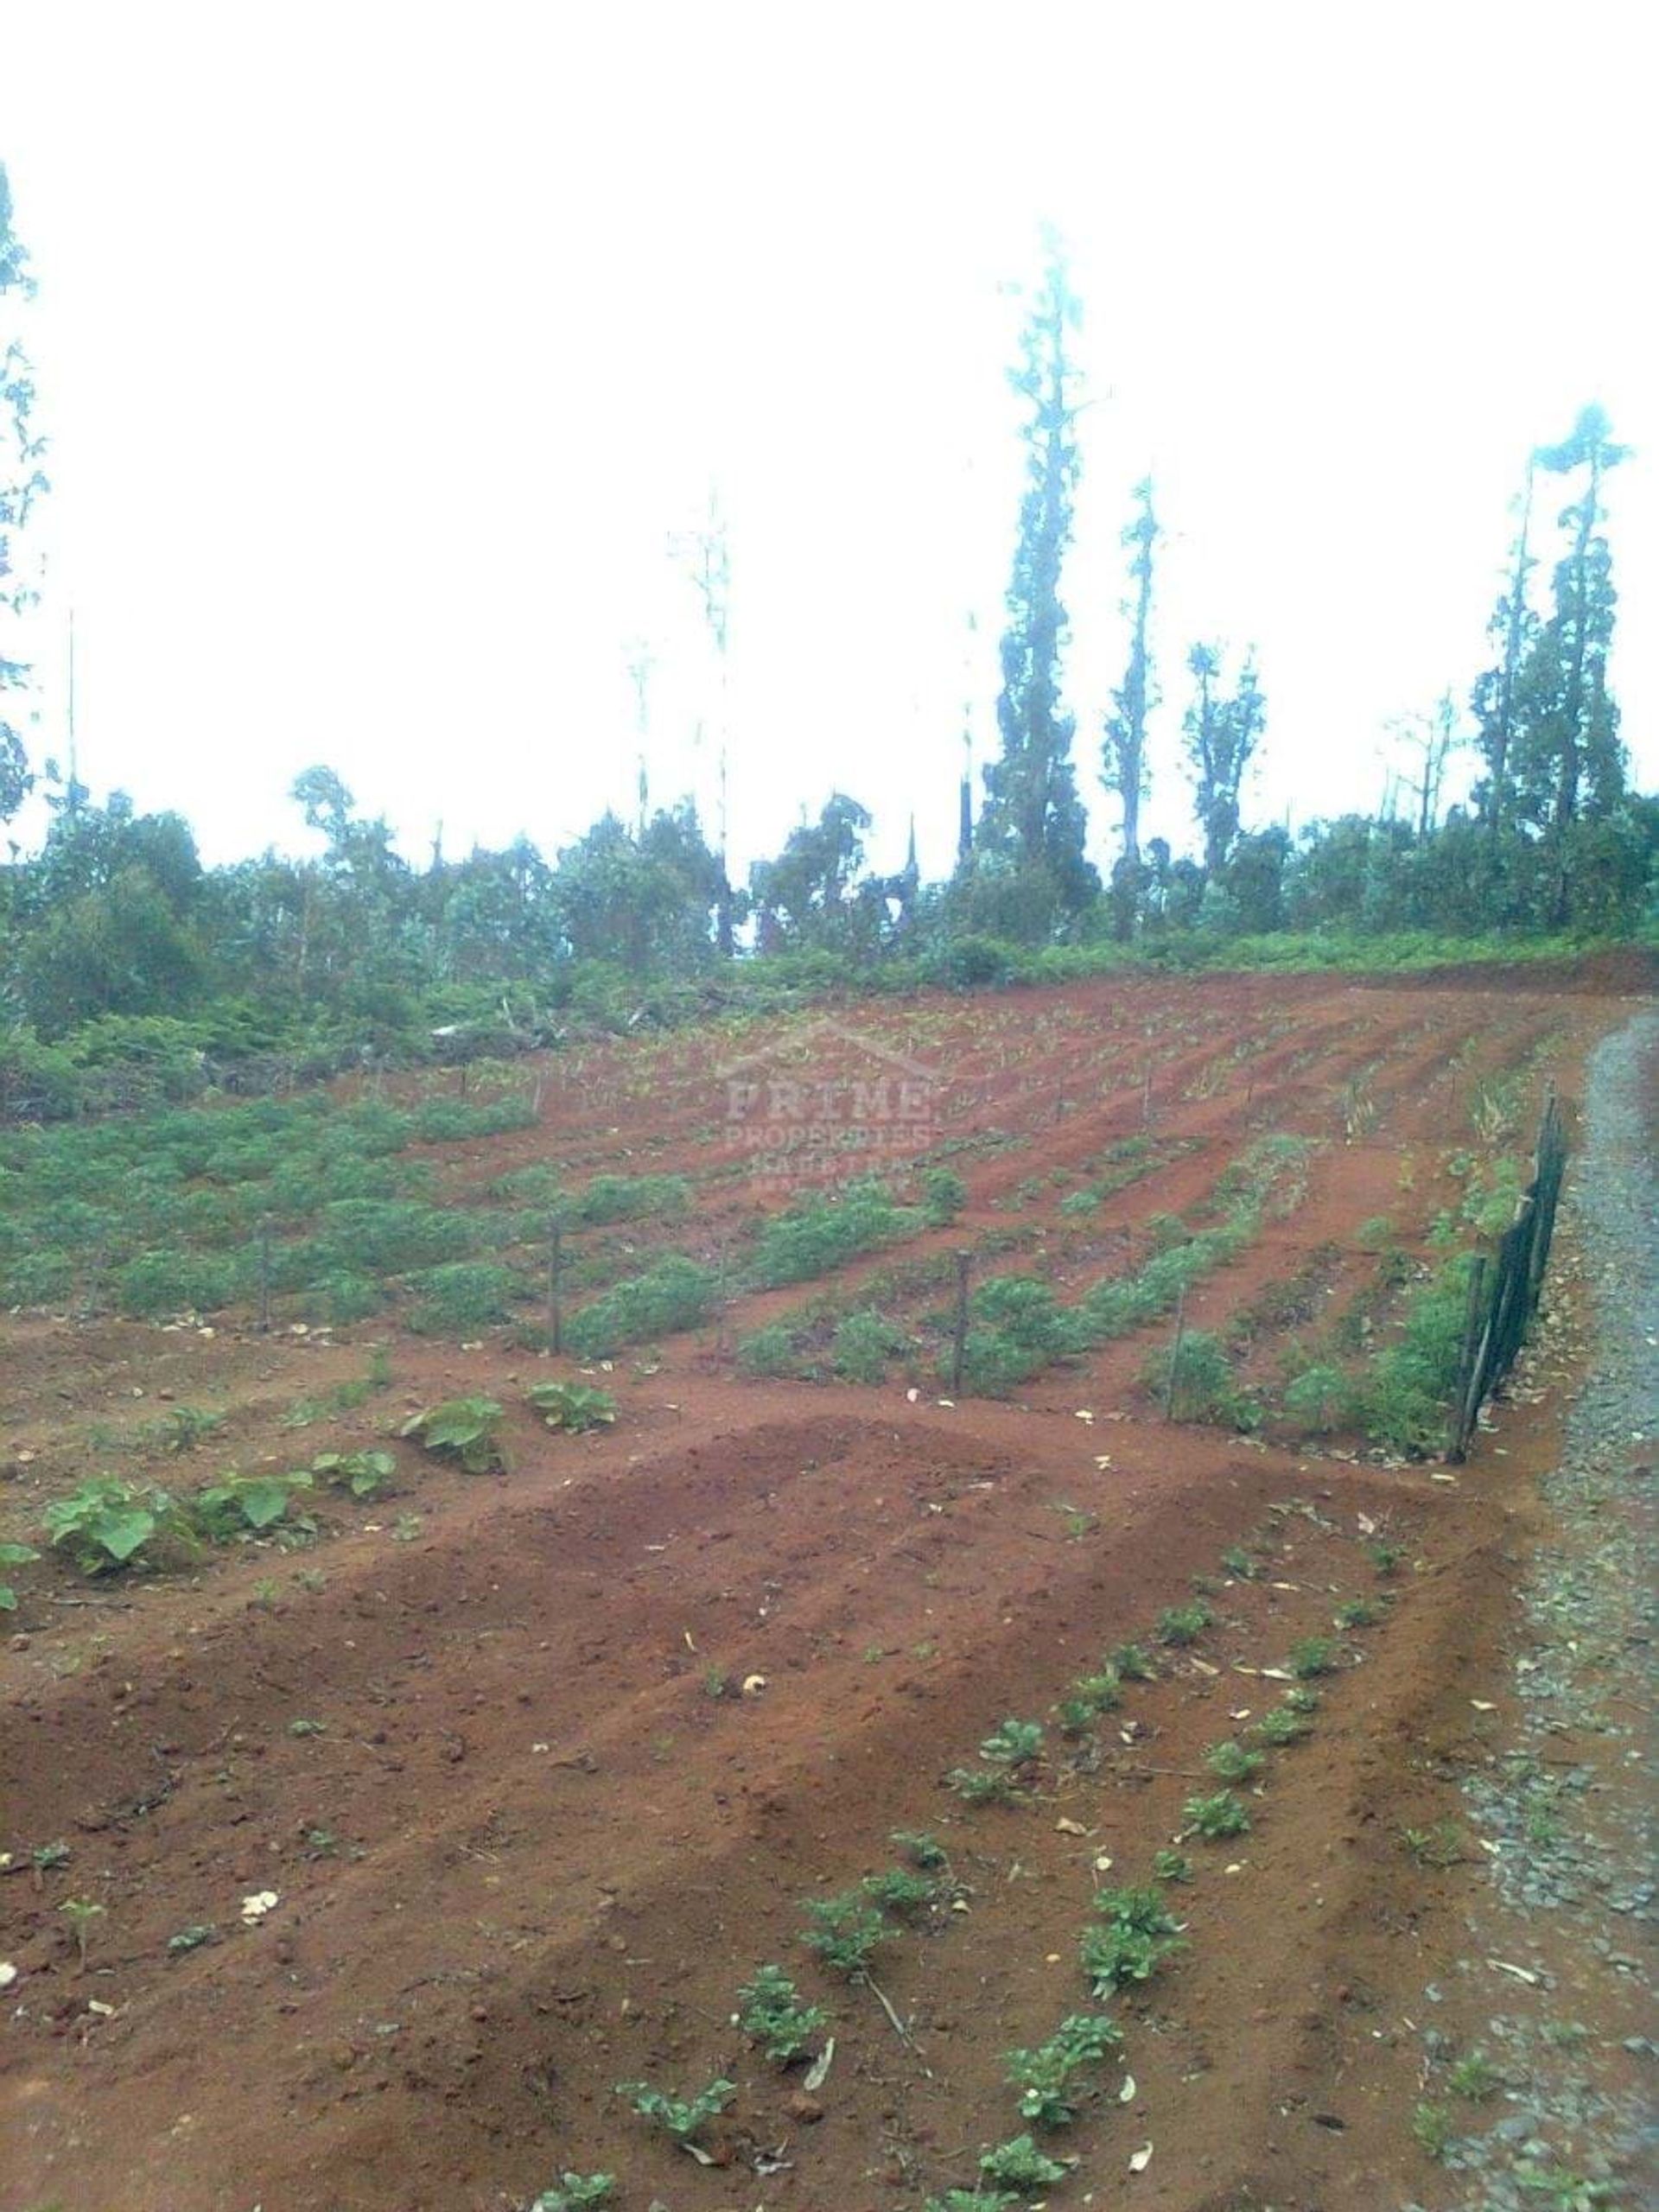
2,1,1654,881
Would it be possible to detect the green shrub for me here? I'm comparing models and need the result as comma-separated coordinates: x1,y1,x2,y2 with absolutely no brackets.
753,1179,919,1287
955,1274,1078,1395
831,1307,909,1383
565,1255,716,1357
408,1262,523,1335
568,1173,691,1226
920,1167,967,1226
116,1249,241,1319
736,1323,804,1377
1144,1329,1255,1427
1282,1362,1355,1433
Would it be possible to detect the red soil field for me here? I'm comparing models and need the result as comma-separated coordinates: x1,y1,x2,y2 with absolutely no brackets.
2,960,1652,2212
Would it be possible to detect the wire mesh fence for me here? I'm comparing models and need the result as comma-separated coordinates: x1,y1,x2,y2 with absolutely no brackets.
1448,1093,1568,1462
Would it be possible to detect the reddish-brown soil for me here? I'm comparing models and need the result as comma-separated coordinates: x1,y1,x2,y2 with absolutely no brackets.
1,962,1652,2212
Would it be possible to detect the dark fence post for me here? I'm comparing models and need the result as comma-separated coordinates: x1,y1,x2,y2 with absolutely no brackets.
950,1249,972,1396
1448,1252,1489,1462
546,1224,563,1355
257,1218,272,1335
1163,1285,1189,1422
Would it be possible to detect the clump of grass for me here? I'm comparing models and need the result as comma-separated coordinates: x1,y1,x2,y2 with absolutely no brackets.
1109,1641,1157,1681
1446,2048,1500,2102
1411,2100,1454,2160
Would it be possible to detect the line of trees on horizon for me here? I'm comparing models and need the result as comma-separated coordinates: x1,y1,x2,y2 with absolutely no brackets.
3,176,1656,1071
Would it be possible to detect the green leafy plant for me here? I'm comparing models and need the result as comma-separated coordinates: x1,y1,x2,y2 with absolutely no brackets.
924,2193,1018,2212
1156,1601,1212,1647
1283,1684,1320,1713
979,2136,1068,2190
736,1964,825,2064
946,1765,1014,1804
42,1478,196,1574
1151,1847,1193,1883
1068,1668,1122,1713
980,1717,1045,1766
1005,2012,1122,2125
1220,1545,1256,1580
830,1308,910,1384
614,2075,734,2143
527,1381,618,1432
1204,1738,1265,1784
1252,1705,1310,1746
1334,1595,1383,1629
310,1448,397,1500
862,1866,941,1920
0,1541,39,1611
800,1892,890,1978
1366,1538,1405,1576
399,1397,505,1473
1183,1789,1251,1840
59,1896,105,1971
194,1468,314,1537
167,1922,217,1955
1287,1635,1338,1678
890,1828,948,1869
1109,1641,1156,1681
529,2176,616,2212
1080,1886,1185,1992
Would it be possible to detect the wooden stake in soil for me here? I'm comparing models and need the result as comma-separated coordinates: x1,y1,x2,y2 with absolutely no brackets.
950,1248,972,1396
1162,1285,1188,1422
545,1224,563,1355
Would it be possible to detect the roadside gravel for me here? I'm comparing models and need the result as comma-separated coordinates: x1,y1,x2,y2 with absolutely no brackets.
1405,1007,1657,2211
